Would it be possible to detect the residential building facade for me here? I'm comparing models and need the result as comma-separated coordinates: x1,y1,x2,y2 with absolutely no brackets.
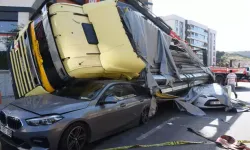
186,20,209,63
161,15,186,40
208,29,217,66
161,14,216,66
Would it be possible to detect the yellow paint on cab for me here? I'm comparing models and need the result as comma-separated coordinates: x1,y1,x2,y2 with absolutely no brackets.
49,1,145,80
30,22,55,92
25,86,49,97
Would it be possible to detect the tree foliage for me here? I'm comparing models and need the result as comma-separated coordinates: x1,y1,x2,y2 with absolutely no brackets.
0,51,8,70
216,51,250,67
0,24,23,70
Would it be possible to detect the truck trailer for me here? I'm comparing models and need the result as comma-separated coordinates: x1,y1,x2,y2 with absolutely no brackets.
7,0,213,99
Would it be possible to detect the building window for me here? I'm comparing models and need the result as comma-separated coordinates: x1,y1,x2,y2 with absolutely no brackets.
179,21,183,39
0,21,17,33
213,57,216,62
190,39,194,44
175,20,178,27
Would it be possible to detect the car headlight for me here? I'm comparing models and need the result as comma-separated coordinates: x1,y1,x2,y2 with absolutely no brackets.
26,115,63,126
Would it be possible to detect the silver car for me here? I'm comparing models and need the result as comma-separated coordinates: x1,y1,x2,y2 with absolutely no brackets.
0,80,151,150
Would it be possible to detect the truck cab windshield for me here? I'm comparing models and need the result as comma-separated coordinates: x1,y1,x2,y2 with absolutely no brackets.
55,82,105,100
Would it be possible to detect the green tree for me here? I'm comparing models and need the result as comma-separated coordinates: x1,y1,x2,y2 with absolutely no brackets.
0,24,23,70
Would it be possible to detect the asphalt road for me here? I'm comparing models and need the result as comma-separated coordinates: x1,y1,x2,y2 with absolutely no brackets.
2,83,250,150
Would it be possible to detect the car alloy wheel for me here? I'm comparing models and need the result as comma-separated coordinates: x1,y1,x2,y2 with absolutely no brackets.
67,126,87,150
140,107,149,124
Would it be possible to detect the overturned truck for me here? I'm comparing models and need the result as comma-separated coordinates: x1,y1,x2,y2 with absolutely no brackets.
8,0,214,100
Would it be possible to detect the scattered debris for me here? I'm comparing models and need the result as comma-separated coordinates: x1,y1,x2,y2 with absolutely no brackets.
174,83,250,116
103,140,210,150
187,127,250,150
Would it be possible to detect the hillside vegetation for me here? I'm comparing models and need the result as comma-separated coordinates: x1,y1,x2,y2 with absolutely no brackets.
216,51,250,67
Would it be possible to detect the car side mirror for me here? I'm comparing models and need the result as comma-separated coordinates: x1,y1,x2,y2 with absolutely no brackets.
99,96,117,105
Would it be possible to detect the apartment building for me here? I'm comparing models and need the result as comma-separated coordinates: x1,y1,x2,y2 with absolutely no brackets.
161,15,185,40
186,20,209,63
161,14,216,66
208,29,217,66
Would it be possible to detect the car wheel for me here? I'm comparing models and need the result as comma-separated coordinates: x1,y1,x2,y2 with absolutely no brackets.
59,122,89,150
140,107,149,125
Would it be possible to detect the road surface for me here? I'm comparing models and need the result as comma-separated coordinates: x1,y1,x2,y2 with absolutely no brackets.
2,83,250,150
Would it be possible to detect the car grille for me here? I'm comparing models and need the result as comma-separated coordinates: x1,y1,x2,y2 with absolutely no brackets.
0,111,7,125
7,116,22,130
0,111,22,130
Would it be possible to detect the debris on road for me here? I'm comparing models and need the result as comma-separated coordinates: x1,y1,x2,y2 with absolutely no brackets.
103,140,210,150
187,127,250,150
174,83,250,116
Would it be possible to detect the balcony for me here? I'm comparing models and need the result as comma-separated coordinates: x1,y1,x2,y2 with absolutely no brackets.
190,43,207,50
187,35,208,43
187,28,208,36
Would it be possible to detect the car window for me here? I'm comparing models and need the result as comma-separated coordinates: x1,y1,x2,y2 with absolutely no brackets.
55,82,105,100
103,84,137,102
132,85,150,96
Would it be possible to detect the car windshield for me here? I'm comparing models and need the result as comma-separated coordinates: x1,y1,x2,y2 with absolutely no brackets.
55,82,105,100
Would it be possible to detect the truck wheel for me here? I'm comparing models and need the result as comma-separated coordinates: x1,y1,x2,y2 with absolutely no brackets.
59,122,89,150
215,75,224,85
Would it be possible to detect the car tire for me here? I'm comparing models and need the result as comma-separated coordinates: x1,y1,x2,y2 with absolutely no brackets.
59,122,89,150
140,107,149,125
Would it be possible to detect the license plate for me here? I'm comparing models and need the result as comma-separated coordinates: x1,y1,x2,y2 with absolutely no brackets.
0,124,12,138
210,101,221,105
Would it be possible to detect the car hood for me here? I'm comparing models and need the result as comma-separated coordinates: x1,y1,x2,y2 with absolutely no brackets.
10,94,90,115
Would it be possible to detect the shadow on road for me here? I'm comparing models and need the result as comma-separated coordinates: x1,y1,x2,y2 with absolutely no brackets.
236,86,250,92
88,99,247,150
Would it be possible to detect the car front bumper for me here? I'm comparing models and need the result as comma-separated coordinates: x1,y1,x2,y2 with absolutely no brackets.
0,123,63,150
0,105,67,150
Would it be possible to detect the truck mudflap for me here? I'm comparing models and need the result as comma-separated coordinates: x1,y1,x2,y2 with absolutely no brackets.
8,24,42,98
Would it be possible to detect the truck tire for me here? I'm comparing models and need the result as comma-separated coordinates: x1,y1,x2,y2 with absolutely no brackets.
215,75,224,85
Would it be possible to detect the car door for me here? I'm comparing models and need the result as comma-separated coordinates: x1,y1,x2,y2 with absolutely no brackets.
87,84,133,138
132,84,151,112
117,84,142,124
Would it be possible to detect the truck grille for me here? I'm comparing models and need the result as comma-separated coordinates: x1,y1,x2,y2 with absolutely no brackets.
9,30,39,98
7,116,22,130
0,111,22,130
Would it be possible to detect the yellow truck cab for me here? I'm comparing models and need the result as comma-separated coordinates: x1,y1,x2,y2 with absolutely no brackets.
8,0,213,99
8,1,145,98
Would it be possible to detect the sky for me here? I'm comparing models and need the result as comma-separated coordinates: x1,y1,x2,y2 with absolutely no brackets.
152,0,250,52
